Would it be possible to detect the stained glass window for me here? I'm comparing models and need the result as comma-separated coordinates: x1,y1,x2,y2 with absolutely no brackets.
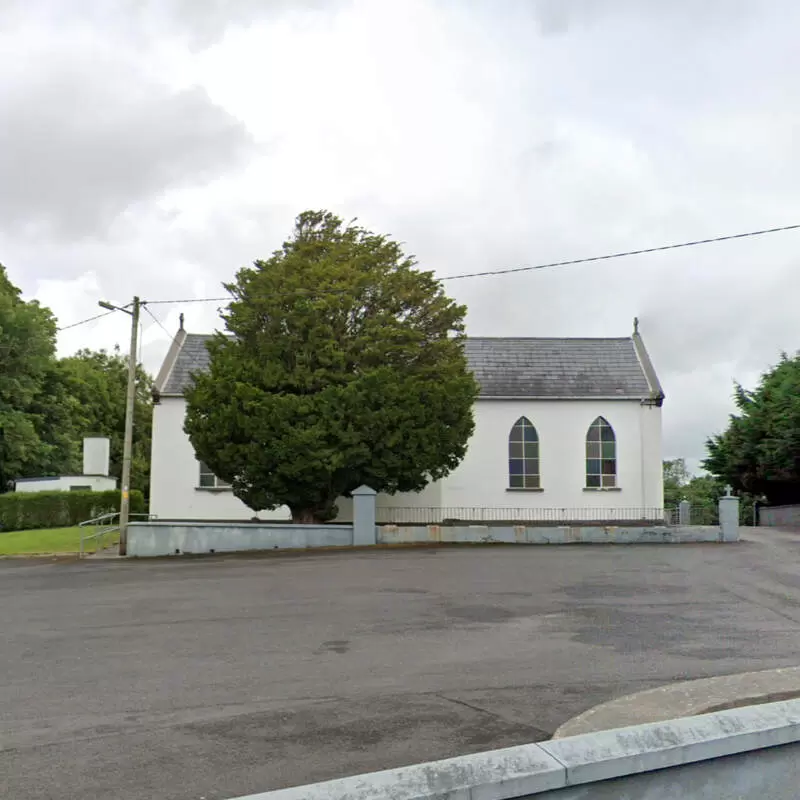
586,417,616,488
509,417,540,489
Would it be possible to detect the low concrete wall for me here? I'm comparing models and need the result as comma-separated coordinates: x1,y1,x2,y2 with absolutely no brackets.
129,490,737,556
378,524,726,545
127,521,354,557
229,699,800,799
128,522,732,556
127,521,731,556
758,504,800,527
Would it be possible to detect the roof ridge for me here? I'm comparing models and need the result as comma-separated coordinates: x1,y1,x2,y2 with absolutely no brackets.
184,333,633,340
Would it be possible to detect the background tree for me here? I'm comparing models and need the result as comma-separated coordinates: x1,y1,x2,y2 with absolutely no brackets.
0,263,154,499
662,458,758,524
185,210,478,523
26,361,84,478
0,265,59,488
704,353,800,506
58,349,153,495
663,458,692,507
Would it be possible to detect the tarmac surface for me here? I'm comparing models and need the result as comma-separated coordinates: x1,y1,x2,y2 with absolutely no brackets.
3,528,800,799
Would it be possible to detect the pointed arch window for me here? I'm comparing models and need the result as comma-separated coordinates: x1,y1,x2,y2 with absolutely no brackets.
586,417,616,488
509,417,540,489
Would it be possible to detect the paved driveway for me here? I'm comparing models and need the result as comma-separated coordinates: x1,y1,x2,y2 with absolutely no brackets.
3,529,800,800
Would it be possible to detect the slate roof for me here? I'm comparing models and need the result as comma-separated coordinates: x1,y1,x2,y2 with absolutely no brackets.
464,338,657,400
161,333,214,396
159,333,662,402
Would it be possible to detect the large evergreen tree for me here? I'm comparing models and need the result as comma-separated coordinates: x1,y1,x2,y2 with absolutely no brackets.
185,210,478,522
704,353,800,505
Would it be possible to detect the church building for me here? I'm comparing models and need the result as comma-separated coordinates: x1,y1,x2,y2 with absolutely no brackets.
149,322,664,523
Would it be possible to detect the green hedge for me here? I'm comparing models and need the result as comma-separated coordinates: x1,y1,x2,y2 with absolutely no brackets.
0,490,145,532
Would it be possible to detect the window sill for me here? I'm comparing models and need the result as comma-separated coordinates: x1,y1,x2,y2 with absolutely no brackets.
583,487,622,492
506,487,545,493
195,486,233,492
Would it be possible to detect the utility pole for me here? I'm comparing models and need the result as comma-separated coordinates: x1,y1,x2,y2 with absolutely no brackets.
98,296,141,555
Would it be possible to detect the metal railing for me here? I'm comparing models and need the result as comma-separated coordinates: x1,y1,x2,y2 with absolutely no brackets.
375,506,668,525
78,512,155,557
690,505,719,526
664,505,720,527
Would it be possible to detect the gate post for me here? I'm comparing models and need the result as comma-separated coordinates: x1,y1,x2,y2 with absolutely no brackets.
678,500,691,526
719,487,740,543
352,485,377,547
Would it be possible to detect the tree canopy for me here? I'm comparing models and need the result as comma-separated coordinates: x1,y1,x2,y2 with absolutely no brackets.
704,353,800,506
0,265,59,488
663,457,725,511
58,349,153,494
185,210,478,522
662,458,692,507
0,263,153,495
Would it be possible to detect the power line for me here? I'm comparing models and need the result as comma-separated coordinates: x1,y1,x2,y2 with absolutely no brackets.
57,221,800,321
57,301,176,336
56,309,116,331
143,221,800,305
146,296,229,305
142,303,171,337
438,222,800,281
142,304,180,346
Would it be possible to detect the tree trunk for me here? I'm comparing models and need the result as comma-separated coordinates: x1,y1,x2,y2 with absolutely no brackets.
290,501,337,524
291,508,322,524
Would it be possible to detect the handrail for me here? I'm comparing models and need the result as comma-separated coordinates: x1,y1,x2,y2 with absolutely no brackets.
79,512,156,557
79,512,118,528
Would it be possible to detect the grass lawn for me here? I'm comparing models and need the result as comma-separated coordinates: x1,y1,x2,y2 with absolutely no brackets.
0,526,119,556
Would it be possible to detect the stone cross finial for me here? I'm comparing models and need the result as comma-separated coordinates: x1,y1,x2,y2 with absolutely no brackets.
633,316,639,335
724,484,733,496
179,312,185,330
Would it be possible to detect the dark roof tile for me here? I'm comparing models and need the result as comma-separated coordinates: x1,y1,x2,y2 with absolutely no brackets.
161,334,659,400
464,337,653,398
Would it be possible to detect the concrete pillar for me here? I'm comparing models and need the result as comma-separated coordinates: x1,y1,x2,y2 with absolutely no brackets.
678,500,691,526
719,488,740,542
352,485,377,546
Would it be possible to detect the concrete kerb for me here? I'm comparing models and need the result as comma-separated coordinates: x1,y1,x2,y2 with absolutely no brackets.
553,666,800,738
540,700,800,786
230,742,567,800
228,698,800,799
0,553,80,560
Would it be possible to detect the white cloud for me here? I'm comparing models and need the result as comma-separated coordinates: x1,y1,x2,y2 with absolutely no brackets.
3,0,800,470
0,27,253,239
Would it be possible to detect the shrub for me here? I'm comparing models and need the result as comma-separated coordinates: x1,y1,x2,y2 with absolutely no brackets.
0,490,145,532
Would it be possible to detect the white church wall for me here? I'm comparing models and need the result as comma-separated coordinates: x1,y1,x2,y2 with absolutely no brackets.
639,402,664,509
150,398,443,521
149,398,289,521
439,399,662,514
149,397,663,522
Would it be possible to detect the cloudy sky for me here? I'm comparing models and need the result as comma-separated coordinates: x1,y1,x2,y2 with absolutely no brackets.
3,0,799,471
